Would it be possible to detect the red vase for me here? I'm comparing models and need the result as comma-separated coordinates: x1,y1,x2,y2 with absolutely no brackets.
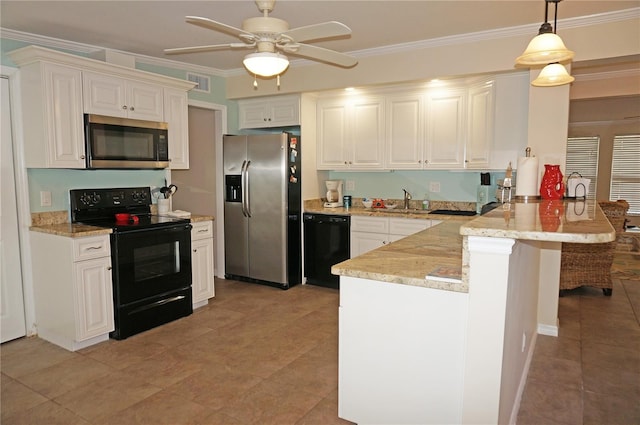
540,164,565,200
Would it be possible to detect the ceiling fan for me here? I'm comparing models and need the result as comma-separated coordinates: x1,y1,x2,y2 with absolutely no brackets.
164,0,358,79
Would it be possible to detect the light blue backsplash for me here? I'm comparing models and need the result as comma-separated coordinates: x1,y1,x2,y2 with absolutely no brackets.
330,170,506,202
27,169,168,213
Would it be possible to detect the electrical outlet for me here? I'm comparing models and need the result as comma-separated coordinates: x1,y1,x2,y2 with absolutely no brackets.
429,182,441,193
346,180,355,191
40,191,52,207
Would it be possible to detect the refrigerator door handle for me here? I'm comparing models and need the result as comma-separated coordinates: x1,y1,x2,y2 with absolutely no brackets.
240,160,248,217
245,160,252,217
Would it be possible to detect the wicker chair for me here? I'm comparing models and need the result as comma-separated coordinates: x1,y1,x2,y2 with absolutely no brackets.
559,200,629,296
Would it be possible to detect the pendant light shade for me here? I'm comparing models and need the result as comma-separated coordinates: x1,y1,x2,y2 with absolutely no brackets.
243,52,289,77
532,63,575,87
515,32,574,66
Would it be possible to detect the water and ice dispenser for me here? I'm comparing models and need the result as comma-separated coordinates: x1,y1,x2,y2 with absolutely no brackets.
225,175,242,202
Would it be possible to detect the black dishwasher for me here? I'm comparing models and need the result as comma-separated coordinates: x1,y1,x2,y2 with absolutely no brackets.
303,213,350,289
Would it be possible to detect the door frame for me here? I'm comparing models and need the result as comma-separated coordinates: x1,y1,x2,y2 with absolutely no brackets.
1,65,37,336
187,99,227,278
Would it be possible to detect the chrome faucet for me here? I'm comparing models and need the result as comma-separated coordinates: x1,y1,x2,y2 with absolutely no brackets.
402,189,412,209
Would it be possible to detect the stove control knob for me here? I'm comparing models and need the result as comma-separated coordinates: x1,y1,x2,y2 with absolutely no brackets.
91,193,101,204
132,192,139,201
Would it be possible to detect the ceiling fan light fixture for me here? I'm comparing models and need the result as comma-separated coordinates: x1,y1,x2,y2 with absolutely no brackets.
532,62,575,87
243,52,289,77
515,33,574,66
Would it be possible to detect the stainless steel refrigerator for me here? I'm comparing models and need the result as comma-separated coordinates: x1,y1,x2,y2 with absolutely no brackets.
223,133,301,289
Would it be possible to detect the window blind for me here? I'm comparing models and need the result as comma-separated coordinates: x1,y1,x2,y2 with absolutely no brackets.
611,135,640,215
566,136,599,199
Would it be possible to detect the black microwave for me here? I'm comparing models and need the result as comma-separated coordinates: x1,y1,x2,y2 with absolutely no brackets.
84,114,169,169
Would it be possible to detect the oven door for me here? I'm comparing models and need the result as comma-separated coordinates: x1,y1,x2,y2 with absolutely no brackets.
111,224,192,306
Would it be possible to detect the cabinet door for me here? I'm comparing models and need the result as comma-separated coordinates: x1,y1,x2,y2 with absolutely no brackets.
83,71,127,117
426,88,466,169
269,97,300,127
350,231,387,257
164,88,189,169
350,97,385,169
317,99,349,169
74,257,114,341
239,101,268,128
386,93,424,169
43,63,86,168
127,80,163,121
191,237,215,304
466,81,494,169
389,218,429,236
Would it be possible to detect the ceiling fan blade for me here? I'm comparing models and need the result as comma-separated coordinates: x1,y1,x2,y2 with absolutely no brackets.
164,43,253,55
185,16,255,40
281,21,352,43
284,43,357,68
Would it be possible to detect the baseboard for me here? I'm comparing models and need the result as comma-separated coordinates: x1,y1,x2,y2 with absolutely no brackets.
508,332,538,425
537,320,559,337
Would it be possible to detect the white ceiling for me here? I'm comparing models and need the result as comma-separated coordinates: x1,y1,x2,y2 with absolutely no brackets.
1,0,639,74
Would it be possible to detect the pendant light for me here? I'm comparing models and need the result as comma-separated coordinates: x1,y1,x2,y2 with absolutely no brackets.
516,0,574,66
532,62,575,86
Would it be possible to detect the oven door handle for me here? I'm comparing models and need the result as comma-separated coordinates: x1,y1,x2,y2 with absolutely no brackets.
128,295,186,315
244,160,251,218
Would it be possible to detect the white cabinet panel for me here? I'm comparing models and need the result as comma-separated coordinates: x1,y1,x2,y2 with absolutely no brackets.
317,96,385,170
426,88,466,169
238,95,300,128
84,72,163,121
386,93,424,169
350,216,433,257
350,231,388,257
20,62,85,168
30,231,114,351
465,81,494,169
191,221,215,306
164,88,190,169
74,257,114,341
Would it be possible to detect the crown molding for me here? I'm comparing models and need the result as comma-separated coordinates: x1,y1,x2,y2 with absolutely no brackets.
2,7,638,77
574,68,640,82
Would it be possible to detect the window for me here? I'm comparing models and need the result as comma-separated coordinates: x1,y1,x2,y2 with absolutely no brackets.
566,136,599,199
610,135,640,215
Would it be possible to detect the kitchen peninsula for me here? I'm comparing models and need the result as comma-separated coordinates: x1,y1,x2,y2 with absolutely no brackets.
333,199,615,425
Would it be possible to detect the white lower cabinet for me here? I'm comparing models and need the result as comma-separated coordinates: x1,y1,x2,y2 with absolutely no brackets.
191,220,215,308
350,216,436,257
30,232,114,351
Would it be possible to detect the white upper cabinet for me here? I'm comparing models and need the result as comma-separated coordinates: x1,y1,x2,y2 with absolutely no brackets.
83,71,164,121
18,62,86,168
164,88,189,169
465,80,495,169
385,92,425,169
8,45,195,170
316,95,385,170
425,87,467,169
238,94,300,128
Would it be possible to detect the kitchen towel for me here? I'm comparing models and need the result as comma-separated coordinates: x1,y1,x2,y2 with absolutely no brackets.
515,156,539,198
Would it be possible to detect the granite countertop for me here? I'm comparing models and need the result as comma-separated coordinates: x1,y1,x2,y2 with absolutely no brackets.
332,199,617,293
29,211,215,238
304,205,474,221
460,199,615,243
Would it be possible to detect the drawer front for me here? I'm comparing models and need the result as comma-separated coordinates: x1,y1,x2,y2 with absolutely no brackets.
73,235,110,261
389,218,429,236
191,220,213,241
351,216,389,233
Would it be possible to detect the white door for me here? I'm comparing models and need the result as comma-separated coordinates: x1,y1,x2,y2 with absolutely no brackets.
1,76,27,343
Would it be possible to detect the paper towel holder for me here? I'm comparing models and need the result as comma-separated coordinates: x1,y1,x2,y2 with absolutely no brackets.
514,147,541,202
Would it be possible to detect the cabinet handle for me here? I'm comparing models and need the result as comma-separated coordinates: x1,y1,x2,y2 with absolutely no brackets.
193,249,197,252
107,266,112,270
80,155,85,159
122,105,128,110
130,106,135,111
85,245,103,251
418,160,421,164
198,229,208,233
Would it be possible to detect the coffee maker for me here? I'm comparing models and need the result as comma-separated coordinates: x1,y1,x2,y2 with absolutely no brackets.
324,180,343,208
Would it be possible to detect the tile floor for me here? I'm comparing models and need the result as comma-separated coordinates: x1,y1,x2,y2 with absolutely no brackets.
2,274,639,424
